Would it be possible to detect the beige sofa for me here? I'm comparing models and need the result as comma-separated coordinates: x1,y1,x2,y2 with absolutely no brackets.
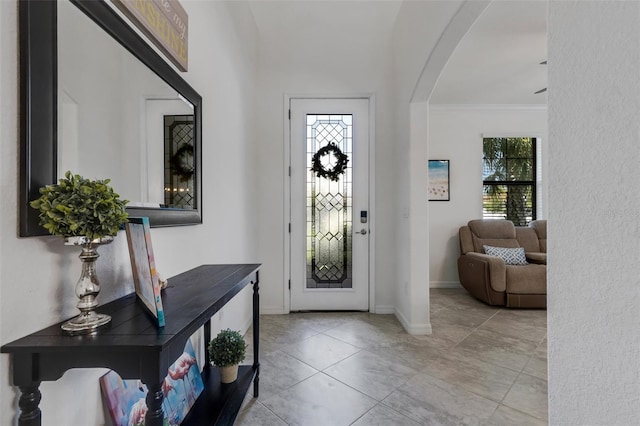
457,219,547,308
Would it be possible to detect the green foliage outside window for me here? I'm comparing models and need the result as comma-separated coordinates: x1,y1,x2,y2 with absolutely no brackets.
482,137,535,226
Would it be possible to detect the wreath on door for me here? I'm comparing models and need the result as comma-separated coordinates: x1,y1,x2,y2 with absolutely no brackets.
170,144,194,182
310,142,349,182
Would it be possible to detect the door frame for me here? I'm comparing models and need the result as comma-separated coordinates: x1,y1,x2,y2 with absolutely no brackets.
283,94,376,313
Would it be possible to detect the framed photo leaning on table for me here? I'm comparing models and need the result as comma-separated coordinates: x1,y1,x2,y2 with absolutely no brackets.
125,217,165,327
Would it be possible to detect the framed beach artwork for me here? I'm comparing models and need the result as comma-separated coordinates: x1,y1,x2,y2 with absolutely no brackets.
125,217,165,327
428,160,450,201
100,340,204,426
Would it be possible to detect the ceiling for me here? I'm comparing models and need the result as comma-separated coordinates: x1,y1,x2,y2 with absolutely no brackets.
430,0,548,105
247,0,547,105
247,0,403,67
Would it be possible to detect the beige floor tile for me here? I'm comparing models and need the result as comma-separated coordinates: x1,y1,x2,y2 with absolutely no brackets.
367,339,444,371
282,333,361,370
522,352,547,380
431,306,495,329
429,302,449,315
453,328,539,372
430,288,467,301
285,312,359,333
501,373,549,421
523,337,547,379
414,321,476,349
446,296,502,315
382,373,498,425
241,309,547,426
243,334,285,365
498,308,547,327
431,289,496,312
430,289,466,313
259,318,319,345
479,310,547,344
234,399,287,426
485,404,547,426
262,373,376,426
324,319,407,349
324,350,418,400
351,403,421,426
421,351,521,402
253,350,318,401
359,313,406,332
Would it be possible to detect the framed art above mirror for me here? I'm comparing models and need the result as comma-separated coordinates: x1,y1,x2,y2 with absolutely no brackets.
19,0,202,237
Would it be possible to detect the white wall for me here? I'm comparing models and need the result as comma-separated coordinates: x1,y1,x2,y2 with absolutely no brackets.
428,106,547,287
0,0,259,424
391,0,464,334
252,1,399,314
548,1,640,424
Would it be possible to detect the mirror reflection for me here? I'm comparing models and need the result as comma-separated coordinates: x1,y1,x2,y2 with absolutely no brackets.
58,1,195,210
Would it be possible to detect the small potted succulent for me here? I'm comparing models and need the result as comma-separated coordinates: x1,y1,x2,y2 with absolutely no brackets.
30,171,128,334
208,329,247,383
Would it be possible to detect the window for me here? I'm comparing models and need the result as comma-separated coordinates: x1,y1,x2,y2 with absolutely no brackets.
482,137,536,226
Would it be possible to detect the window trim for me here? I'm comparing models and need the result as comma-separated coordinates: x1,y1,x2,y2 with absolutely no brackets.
482,136,537,225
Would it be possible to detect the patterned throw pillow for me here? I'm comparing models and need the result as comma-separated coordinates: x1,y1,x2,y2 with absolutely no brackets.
483,245,528,265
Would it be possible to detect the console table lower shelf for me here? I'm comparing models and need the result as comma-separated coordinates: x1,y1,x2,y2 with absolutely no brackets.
182,365,258,426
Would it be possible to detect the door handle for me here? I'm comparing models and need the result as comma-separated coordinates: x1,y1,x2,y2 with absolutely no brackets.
358,229,367,235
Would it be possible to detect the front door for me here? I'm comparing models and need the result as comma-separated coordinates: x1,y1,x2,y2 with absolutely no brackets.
290,98,370,311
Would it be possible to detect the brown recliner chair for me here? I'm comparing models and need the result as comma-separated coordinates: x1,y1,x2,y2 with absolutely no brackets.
457,219,547,308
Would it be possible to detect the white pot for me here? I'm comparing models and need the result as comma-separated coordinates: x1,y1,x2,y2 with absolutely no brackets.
220,364,239,383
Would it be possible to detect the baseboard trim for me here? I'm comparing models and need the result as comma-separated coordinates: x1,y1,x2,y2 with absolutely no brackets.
260,307,288,315
394,308,432,335
430,281,462,289
261,306,397,315
373,305,395,314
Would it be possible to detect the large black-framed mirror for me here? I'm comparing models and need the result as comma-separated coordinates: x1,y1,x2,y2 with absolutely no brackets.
19,0,202,237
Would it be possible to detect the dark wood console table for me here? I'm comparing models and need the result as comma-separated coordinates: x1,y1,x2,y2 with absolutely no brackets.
1,264,261,426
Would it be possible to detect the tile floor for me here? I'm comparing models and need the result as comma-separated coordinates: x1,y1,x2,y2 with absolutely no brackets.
235,288,547,426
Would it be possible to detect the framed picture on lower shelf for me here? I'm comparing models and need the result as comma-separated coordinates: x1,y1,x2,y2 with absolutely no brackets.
125,217,165,327
100,340,204,426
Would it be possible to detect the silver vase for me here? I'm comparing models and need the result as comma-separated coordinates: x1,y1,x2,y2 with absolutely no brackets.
61,236,113,334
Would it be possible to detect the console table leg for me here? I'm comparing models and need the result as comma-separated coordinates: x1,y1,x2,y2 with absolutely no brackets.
253,274,260,398
18,383,41,426
253,363,260,398
144,383,164,426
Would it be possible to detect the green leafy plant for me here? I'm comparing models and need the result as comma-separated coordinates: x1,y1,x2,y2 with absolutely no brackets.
30,171,128,240
208,329,247,367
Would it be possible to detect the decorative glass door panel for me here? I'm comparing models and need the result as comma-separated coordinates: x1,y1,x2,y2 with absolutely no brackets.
306,115,353,289
164,115,195,209
290,98,369,311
